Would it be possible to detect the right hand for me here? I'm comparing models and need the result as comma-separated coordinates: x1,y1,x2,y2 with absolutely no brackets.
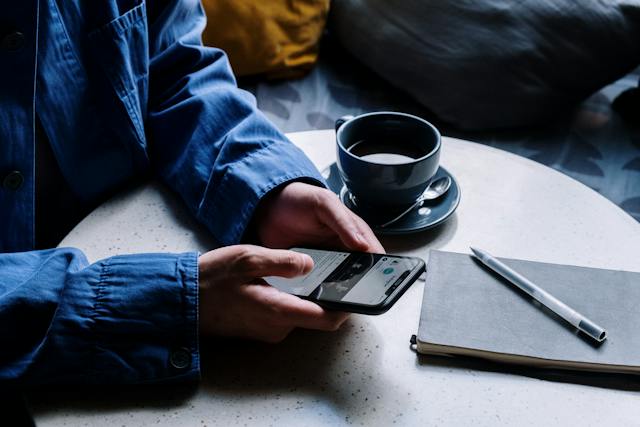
198,245,350,343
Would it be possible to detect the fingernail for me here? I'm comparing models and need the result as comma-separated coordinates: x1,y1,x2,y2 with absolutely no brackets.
301,254,314,273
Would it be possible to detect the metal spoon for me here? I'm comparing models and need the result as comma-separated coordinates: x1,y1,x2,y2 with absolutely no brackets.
379,176,452,228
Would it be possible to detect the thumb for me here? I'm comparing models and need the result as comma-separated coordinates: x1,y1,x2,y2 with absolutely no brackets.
228,245,314,281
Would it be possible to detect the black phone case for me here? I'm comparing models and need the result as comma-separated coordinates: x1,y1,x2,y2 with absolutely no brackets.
300,258,425,315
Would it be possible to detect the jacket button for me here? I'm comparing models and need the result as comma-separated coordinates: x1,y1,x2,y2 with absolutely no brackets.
2,171,24,190
169,348,191,370
1,31,25,51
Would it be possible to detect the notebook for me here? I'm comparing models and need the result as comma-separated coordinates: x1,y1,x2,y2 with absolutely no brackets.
416,250,640,374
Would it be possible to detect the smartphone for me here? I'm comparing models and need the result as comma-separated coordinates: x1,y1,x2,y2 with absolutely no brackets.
264,248,425,315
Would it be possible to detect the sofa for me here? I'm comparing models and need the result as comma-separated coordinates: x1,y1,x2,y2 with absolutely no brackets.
218,2,640,222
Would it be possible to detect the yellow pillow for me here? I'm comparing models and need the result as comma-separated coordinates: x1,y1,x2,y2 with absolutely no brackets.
201,0,330,79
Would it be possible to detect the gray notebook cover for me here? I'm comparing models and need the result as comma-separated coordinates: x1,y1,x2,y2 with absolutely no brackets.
417,251,640,373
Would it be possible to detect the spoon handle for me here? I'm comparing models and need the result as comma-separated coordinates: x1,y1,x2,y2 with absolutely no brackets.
379,199,423,228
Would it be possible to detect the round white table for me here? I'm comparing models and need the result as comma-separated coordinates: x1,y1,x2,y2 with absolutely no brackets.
31,130,640,426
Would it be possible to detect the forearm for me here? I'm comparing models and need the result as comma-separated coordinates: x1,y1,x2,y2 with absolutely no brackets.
146,0,324,246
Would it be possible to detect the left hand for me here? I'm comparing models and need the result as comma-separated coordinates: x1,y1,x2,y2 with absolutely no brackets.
254,181,384,253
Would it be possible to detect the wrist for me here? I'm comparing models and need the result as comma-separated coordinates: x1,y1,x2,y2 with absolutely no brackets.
243,182,287,244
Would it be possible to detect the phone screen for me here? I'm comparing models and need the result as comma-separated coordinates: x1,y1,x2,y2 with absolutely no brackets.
264,248,422,306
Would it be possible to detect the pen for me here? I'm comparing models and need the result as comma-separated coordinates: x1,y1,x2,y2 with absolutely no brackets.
470,247,607,343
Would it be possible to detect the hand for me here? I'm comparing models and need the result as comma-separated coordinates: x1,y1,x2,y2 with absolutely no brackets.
198,244,349,342
254,182,384,253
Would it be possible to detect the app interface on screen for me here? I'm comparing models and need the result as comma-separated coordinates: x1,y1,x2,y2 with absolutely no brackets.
264,248,418,305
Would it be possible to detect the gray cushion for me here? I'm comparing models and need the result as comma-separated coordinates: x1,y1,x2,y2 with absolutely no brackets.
330,0,640,129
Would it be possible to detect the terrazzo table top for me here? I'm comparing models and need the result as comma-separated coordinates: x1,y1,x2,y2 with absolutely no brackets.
31,130,640,426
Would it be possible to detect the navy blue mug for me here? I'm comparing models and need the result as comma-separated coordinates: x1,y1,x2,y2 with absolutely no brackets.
335,112,441,207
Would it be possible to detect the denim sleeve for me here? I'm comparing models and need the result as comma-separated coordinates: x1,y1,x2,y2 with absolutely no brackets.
0,248,199,385
146,0,325,247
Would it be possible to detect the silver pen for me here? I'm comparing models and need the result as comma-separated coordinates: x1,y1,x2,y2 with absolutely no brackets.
470,247,607,343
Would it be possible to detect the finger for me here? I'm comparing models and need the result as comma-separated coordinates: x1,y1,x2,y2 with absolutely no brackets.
315,191,372,251
251,326,295,344
351,214,385,253
231,246,314,280
316,191,385,253
253,285,350,331
313,230,383,255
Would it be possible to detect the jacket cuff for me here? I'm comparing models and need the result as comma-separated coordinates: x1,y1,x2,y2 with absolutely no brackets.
40,252,200,384
198,140,325,246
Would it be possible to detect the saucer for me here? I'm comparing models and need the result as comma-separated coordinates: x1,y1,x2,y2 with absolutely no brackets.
321,163,461,234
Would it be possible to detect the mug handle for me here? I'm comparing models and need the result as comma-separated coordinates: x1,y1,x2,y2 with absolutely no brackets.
335,115,354,132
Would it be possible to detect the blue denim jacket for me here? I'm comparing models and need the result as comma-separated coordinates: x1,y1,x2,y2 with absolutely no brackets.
0,0,323,384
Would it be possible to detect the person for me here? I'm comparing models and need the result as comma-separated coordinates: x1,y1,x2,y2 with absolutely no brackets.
0,0,383,384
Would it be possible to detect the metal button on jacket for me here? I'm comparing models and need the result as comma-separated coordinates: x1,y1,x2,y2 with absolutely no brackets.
169,348,191,370
1,31,25,51
2,171,24,191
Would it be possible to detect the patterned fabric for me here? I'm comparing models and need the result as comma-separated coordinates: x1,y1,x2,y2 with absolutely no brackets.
241,39,640,222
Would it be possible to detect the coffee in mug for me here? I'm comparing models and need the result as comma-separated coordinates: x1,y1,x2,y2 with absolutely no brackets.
347,138,427,165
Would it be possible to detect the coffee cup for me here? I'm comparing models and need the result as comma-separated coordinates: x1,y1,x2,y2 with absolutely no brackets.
335,111,441,208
